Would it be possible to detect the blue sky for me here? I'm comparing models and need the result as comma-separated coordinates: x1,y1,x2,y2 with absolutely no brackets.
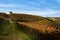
0,0,60,17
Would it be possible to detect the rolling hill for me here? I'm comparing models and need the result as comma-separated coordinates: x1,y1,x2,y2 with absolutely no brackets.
8,12,44,22
0,12,9,19
0,12,60,40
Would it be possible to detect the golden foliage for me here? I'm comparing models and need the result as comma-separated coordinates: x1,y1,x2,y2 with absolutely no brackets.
18,19,60,34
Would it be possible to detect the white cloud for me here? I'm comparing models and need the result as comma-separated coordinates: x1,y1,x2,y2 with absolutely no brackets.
0,3,60,17
9,9,60,17
0,8,60,17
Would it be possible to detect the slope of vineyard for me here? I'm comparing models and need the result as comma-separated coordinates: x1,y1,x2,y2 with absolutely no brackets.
8,13,60,33
18,18,60,40
9,13,44,21
18,19,60,33
47,17,60,24
0,12,9,19
0,13,60,40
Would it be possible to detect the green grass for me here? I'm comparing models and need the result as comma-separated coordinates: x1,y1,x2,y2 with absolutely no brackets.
0,19,35,40
0,19,10,35
15,23,35,40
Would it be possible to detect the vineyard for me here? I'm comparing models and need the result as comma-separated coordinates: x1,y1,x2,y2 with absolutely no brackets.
0,13,60,40
0,13,9,19
9,13,44,22
18,19,60,40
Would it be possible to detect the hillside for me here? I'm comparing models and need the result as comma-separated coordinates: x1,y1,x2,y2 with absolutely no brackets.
0,12,9,19
18,19,60,33
0,18,33,40
0,13,60,40
9,13,44,22
47,17,60,24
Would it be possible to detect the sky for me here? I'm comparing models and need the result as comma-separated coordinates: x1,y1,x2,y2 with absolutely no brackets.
0,0,60,17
